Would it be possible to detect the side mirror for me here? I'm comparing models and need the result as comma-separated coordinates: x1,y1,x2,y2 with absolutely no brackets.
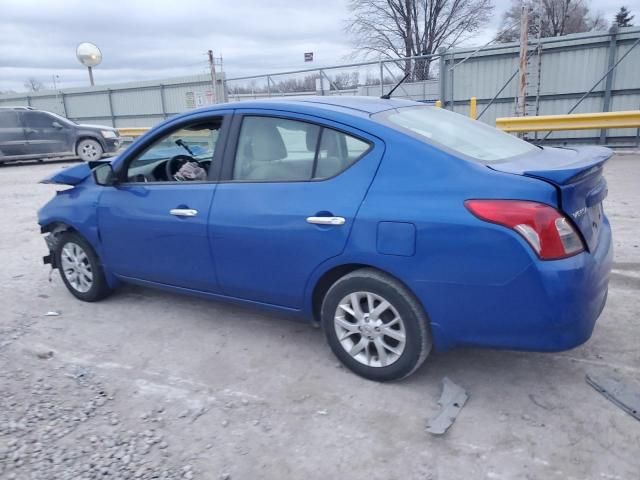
52,121,63,130
92,163,117,186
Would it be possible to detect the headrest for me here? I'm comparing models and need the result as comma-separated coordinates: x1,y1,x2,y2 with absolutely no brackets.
244,118,287,162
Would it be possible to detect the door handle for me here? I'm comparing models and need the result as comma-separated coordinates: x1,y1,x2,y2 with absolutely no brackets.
306,216,345,226
170,208,198,217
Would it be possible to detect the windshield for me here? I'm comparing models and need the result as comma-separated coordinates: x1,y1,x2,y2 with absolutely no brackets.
374,106,538,163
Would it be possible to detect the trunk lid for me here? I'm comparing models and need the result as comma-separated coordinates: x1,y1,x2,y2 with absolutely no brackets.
490,146,613,251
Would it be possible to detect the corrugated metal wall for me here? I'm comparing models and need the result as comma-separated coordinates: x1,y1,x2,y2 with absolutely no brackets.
1,27,639,145
0,74,226,128
444,27,640,145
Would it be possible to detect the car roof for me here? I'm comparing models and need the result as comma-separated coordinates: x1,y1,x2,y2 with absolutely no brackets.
197,96,421,117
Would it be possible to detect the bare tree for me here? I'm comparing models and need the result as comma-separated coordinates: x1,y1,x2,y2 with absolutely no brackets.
24,77,44,92
497,0,607,43
347,0,493,80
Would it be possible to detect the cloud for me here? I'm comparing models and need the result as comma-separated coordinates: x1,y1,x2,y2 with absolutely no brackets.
0,0,353,91
0,0,625,92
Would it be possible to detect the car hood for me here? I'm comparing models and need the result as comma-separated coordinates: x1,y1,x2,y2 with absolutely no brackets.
40,158,115,186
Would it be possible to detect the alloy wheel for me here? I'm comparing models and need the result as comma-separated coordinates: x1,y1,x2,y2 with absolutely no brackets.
334,291,406,368
60,242,93,293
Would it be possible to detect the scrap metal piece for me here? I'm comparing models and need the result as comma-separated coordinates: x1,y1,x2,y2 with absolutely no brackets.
586,372,640,421
426,377,469,435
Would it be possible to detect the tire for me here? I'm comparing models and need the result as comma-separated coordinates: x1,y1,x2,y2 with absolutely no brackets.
321,268,432,381
55,232,112,302
76,138,103,162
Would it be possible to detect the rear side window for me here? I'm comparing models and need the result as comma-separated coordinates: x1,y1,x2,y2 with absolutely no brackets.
374,106,538,163
233,116,371,182
0,111,20,128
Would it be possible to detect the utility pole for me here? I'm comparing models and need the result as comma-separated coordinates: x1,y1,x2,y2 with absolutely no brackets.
208,49,218,104
517,4,529,117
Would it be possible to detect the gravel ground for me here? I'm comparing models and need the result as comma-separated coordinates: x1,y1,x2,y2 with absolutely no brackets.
1,154,639,479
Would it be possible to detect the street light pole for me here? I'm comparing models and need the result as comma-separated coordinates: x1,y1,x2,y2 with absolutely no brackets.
87,66,95,86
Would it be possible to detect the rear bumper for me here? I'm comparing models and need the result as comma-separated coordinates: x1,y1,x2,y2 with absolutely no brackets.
422,217,613,352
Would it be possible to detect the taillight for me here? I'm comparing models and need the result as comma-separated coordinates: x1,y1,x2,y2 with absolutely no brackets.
465,200,585,260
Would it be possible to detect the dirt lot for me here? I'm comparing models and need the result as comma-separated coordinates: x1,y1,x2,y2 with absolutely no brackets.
1,154,639,480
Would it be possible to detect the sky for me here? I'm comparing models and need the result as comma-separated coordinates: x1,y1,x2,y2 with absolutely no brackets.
0,0,631,92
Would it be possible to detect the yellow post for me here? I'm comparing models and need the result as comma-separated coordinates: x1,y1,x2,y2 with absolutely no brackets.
469,97,477,120
435,100,442,108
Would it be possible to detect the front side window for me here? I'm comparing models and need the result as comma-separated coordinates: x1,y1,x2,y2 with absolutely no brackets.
374,106,538,163
126,118,223,183
23,111,56,129
233,116,371,182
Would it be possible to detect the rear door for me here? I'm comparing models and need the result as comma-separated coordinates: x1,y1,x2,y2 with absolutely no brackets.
0,110,27,158
209,110,383,308
21,110,72,155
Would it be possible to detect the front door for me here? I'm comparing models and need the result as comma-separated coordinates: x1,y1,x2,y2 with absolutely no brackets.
21,110,72,155
210,112,383,308
97,114,229,292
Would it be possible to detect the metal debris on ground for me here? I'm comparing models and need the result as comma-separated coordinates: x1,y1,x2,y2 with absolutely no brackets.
426,377,469,435
44,311,60,316
586,372,640,421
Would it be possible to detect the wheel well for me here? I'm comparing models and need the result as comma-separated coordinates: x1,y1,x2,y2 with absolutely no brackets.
311,263,430,326
312,263,377,323
41,221,77,236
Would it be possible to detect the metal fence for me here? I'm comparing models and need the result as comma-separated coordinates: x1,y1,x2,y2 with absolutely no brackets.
0,74,227,128
1,26,639,146
442,26,640,146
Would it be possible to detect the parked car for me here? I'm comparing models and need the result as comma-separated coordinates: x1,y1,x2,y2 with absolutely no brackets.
37,96,613,381
0,106,121,163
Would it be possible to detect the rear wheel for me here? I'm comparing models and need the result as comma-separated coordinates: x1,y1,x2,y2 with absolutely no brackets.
76,139,103,162
55,232,112,302
321,268,432,381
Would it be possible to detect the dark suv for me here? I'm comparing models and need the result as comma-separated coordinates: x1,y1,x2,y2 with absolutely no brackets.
0,107,121,163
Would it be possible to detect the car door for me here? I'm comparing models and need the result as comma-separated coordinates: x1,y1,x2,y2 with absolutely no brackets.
209,111,383,308
21,110,72,155
97,112,230,292
0,110,27,158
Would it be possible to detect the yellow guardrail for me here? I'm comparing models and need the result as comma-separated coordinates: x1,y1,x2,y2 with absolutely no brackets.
118,127,149,137
495,110,640,133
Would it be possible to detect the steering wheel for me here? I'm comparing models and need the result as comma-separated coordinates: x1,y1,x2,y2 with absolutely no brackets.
165,155,196,180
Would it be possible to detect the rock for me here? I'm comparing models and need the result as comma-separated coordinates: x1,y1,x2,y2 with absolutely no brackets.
36,350,54,360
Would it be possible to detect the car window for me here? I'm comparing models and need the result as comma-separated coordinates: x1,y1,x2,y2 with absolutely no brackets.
233,116,320,181
314,128,370,179
373,106,538,163
126,118,223,183
23,111,56,128
233,116,370,182
0,111,20,128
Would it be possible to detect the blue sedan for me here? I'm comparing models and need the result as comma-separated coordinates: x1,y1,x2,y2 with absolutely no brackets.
38,96,613,381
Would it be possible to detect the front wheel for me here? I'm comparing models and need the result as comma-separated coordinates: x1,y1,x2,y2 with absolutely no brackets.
76,139,103,162
321,269,432,381
55,232,112,302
